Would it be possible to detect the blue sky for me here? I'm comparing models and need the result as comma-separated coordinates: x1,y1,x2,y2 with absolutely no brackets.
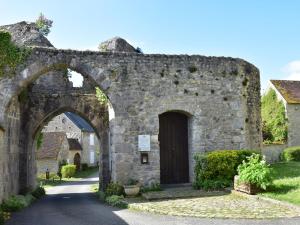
1,0,300,91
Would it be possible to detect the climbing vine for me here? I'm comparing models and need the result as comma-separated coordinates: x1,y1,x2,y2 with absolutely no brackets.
95,87,108,104
0,31,31,77
261,89,288,144
36,132,44,150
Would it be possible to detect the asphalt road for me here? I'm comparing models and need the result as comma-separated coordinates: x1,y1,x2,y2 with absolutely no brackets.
6,175,300,225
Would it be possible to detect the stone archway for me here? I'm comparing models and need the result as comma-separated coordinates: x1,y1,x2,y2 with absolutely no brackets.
17,74,111,192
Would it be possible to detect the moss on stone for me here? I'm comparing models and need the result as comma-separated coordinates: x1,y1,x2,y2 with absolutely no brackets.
18,88,28,103
0,31,32,77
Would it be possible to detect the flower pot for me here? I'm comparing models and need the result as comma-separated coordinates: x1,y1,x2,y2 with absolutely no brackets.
234,175,261,195
124,185,140,197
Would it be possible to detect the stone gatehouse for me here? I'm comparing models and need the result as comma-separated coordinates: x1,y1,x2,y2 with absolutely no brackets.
0,21,261,201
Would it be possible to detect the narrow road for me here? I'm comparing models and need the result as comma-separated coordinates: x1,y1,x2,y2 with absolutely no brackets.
6,174,300,225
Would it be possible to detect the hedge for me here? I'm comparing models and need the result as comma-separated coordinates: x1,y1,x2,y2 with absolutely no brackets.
282,146,300,162
194,150,258,189
61,164,76,178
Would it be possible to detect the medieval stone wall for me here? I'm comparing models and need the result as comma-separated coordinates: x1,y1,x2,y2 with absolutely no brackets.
0,97,21,200
0,47,261,190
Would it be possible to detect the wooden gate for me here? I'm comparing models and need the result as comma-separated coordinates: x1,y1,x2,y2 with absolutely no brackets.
159,112,189,184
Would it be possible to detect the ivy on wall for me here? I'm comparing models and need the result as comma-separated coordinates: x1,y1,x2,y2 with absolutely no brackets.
0,31,31,77
95,87,108,104
36,132,43,150
261,89,288,144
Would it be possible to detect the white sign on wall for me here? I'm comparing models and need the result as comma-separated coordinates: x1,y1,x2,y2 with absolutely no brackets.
138,135,150,151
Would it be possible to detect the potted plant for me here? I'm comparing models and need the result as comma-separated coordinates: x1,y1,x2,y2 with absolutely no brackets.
234,153,272,195
123,179,140,197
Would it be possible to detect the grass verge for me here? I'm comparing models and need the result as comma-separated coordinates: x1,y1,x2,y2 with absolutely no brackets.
261,161,300,205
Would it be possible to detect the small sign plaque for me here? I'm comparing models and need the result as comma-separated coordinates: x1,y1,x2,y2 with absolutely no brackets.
138,135,150,151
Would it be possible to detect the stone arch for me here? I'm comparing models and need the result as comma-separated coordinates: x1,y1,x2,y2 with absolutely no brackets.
32,107,103,141
0,51,121,129
18,85,110,192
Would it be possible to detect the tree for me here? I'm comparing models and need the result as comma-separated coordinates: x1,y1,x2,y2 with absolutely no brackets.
35,13,53,36
261,89,288,143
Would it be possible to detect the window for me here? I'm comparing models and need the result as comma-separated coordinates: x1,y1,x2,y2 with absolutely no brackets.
89,133,94,145
90,151,95,164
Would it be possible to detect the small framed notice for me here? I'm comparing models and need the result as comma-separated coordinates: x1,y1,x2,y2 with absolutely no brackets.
138,135,150,151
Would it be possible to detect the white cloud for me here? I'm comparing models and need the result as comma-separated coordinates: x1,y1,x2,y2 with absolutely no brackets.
282,60,300,80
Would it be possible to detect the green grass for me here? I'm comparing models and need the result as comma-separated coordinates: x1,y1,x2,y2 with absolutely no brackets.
73,167,99,178
261,161,300,205
37,167,99,188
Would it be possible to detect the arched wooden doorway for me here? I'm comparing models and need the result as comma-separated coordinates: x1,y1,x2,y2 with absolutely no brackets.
74,153,81,171
159,112,189,184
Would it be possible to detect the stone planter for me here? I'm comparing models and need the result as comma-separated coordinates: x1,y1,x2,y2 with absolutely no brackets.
234,175,261,195
124,185,140,197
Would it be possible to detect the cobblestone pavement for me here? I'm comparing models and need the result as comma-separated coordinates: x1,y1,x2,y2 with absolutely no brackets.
129,192,300,219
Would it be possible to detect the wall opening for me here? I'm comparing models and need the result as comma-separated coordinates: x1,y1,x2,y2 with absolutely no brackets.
34,111,101,180
67,69,84,87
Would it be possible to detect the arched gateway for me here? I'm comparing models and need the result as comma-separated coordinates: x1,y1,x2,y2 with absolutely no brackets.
0,22,261,201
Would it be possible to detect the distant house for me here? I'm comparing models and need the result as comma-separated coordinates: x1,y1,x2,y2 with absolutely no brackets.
269,80,300,146
42,112,99,167
67,138,82,170
36,132,69,174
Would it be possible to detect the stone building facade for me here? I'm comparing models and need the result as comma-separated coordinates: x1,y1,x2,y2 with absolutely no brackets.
0,21,262,201
36,132,69,174
269,80,300,146
42,112,100,166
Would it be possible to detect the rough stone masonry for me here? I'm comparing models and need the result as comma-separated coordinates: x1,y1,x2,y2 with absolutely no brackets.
0,21,261,201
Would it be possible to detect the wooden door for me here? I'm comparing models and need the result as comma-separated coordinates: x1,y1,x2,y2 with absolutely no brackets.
159,112,189,184
74,153,81,171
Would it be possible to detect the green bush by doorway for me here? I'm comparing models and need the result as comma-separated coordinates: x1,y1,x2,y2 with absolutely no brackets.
193,149,259,190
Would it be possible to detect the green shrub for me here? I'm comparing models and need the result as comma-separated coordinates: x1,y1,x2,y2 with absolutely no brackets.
81,163,88,171
237,154,272,190
282,146,300,162
31,186,46,199
0,210,4,225
24,194,36,205
193,179,231,191
194,150,258,190
105,182,124,196
35,13,53,36
61,164,76,178
105,195,128,208
1,195,28,212
96,191,106,201
141,183,162,193
261,89,288,143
